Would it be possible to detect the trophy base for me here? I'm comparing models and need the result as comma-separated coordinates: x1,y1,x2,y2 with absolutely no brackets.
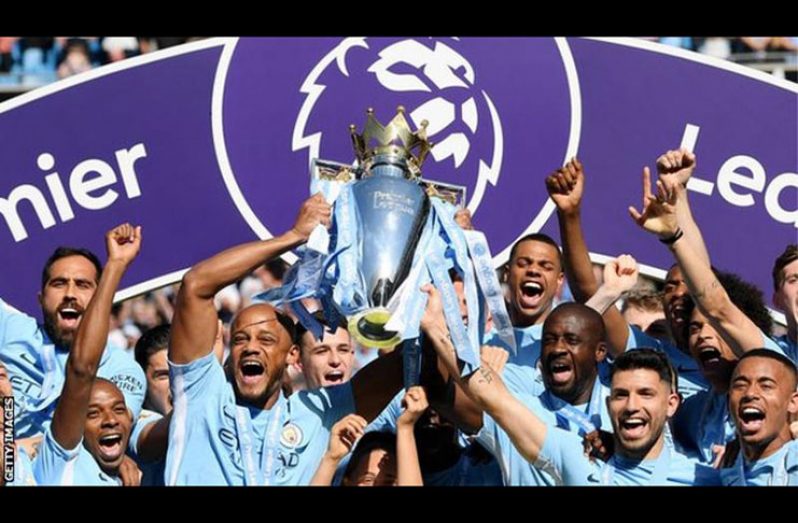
348,308,402,350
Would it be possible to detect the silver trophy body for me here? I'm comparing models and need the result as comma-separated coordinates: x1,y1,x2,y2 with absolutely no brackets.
349,153,430,347
311,107,465,349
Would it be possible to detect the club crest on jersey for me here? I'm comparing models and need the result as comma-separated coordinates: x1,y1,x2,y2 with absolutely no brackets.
280,422,304,449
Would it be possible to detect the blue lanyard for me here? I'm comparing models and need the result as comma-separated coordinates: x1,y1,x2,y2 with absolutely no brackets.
430,198,481,354
234,394,288,486
463,230,516,355
36,343,59,410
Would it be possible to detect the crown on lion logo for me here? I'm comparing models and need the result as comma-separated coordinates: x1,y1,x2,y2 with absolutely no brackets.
349,106,433,177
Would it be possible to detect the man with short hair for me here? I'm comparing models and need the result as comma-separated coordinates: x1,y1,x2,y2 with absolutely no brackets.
364,275,504,486
472,302,613,485
134,324,172,416
452,204,562,382
621,288,666,337
721,350,798,485
472,232,567,401
340,431,398,486
771,244,798,364
312,386,429,486
498,232,565,372
629,152,782,360
295,312,355,389
669,295,749,465
1,245,146,439
130,323,183,486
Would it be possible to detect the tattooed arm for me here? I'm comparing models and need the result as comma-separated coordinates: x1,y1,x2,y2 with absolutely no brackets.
630,166,767,357
419,285,551,462
668,233,767,357
458,355,551,463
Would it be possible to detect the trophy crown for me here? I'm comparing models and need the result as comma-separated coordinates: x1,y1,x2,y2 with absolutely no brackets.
350,106,433,177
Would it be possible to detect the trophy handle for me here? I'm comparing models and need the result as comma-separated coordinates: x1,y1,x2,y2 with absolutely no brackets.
418,178,468,209
311,158,363,182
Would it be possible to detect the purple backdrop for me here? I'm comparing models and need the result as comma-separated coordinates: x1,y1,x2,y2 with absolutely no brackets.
0,37,795,318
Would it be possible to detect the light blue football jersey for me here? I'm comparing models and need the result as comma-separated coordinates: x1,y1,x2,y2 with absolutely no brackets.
536,426,720,486
721,440,798,486
0,298,145,439
166,350,355,486
33,426,122,486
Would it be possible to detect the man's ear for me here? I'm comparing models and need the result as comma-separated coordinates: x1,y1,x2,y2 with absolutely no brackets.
666,390,680,418
594,341,608,363
286,344,300,366
787,390,798,417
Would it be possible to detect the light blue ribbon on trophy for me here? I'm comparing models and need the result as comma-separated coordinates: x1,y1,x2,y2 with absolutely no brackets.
307,177,343,255
403,337,423,389
319,287,345,336
252,261,296,306
331,183,368,316
274,174,332,305
289,300,325,341
463,230,516,355
253,177,345,310
255,182,364,315
251,244,322,307
426,252,479,371
539,378,603,435
314,183,369,332
429,198,481,355
305,176,345,318
293,248,325,297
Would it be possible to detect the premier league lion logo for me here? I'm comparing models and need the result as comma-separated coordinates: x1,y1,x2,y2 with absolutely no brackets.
292,37,504,214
